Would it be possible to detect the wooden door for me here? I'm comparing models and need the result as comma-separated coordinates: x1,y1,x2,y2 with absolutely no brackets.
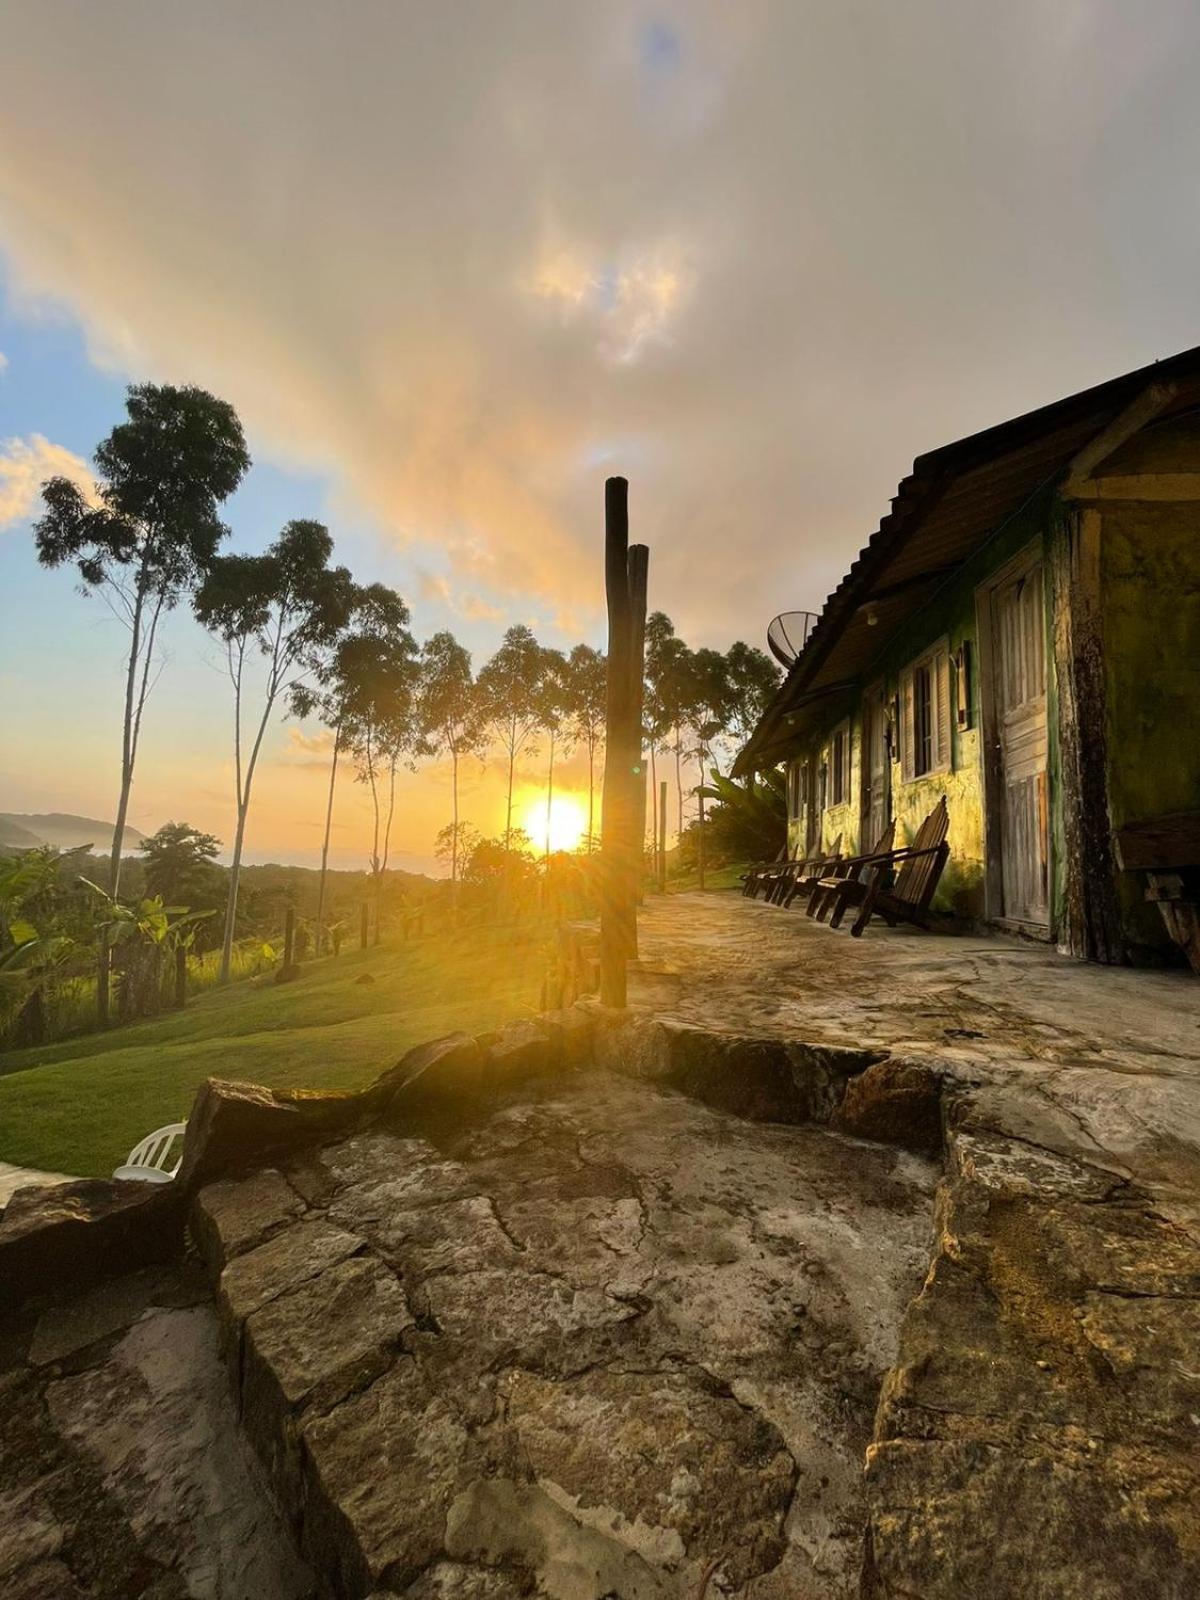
860,684,890,848
991,561,1050,928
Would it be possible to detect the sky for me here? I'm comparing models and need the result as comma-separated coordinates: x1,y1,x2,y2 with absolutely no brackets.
3,1,1200,874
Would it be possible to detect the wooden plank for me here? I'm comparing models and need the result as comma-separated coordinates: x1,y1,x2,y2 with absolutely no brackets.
1115,812,1200,872
1061,383,1177,497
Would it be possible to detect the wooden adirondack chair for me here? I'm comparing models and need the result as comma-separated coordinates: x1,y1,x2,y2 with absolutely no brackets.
742,842,790,899
804,819,896,920
770,834,841,907
818,799,950,936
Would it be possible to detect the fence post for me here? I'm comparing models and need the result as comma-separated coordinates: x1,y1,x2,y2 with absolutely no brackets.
174,945,187,1009
360,903,369,951
283,907,295,972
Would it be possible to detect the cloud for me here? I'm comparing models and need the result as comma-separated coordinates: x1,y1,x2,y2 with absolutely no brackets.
0,350,8,373
417,571,505,623
0,433,92,530
0,2,1196,642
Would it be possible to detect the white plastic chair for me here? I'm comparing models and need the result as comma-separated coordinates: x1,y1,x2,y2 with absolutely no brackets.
113,1122,187,1184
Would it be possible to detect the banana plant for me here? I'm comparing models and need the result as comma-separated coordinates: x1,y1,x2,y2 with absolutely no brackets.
696,766,788,862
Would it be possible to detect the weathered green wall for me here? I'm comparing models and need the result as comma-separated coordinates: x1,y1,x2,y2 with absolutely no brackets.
1098,495,1200,954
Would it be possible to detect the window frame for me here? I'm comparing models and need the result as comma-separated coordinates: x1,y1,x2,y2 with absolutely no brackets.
899,638,952,782
826,720,852,808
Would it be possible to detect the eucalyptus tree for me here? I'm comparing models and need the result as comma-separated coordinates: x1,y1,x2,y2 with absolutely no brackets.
418,630,485,893
34,383,249,897
291,583,412,954
335,588,421,941
722,641,781,751
535,647,571,860
475,624,545,852
194,520,355,981
643,612,695,841
565,644,606,852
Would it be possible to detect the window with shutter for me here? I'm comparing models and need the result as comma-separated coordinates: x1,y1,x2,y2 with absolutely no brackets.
900,670,916,782
900,639,952,779
824,722,851,807
934,645,952,771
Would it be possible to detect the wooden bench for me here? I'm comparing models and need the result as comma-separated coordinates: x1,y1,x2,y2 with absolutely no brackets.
1115,811,1200,974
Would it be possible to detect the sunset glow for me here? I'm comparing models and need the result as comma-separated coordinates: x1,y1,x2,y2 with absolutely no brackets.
521,792,588,855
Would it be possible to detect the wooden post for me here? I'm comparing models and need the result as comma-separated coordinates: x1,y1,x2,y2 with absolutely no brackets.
283,907,295,971
600,477,637,1007
658,780,668,892
173,945,187,1010
360,902,369,951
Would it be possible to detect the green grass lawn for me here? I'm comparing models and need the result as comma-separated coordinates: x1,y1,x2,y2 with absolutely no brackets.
665,860,749,893
0,924,549,1179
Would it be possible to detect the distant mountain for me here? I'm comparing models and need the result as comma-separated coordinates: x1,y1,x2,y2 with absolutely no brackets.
0,813,148,853
0,817,43,849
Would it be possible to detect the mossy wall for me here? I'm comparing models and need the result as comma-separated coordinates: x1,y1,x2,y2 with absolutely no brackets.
1093,489,1200,953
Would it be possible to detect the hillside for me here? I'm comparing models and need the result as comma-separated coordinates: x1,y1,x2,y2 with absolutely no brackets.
0,921,547,1178
0,816,42,849
0,812,148,852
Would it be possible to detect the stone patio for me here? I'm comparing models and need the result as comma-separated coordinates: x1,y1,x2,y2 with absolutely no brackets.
627,895,1200,1597
2,894,1198,1598
191,1072,937,1599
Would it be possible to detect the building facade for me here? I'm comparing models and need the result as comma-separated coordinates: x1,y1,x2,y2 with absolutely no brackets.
736,351,1200,964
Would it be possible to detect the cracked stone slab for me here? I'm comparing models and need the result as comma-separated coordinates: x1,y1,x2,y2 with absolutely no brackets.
340,1195,522,1280
243,1253,414,1491
45,1303,312,1600
446,1480,667,1600
502,1366,794,1590
229,1067,937,1599
419,1266,641,1374
191,1168,307,1273
218,1216,363,1330
300,1357,506,1596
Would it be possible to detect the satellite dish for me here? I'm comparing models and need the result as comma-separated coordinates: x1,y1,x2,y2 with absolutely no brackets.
767,611,818,669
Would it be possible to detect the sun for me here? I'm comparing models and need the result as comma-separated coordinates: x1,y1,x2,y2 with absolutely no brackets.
521,792,589,854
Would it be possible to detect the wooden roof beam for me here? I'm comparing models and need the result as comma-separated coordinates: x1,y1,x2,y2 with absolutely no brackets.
1062,383,1177,497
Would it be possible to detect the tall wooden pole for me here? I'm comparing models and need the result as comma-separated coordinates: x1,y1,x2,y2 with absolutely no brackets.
600,477,649,1007
627,544,649,926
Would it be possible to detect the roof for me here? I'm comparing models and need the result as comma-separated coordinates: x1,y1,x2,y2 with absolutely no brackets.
735,343,1200,775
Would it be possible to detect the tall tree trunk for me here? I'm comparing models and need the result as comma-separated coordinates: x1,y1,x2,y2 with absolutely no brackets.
696,746,707,890
222,803,250,979
378,748,400,945
365,729,383,947
505,742,516,852
545,729,556,861
450,741,460,893
587,739,596,853
315,723,341,956
650,745,658,878
219,653,278,983
674,729,684,838
109,587,145,897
